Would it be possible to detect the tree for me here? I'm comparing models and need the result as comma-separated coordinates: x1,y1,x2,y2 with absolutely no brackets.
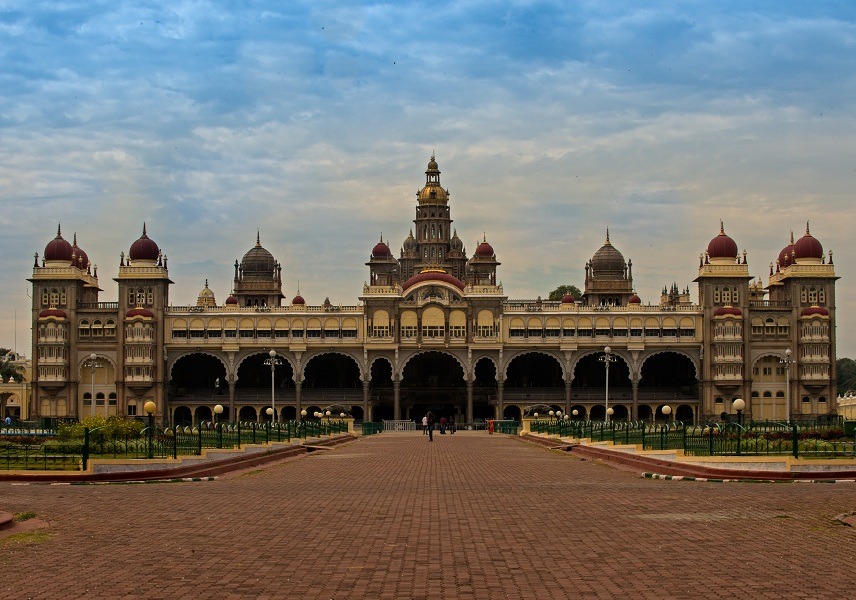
0,347,23,382
548,285,582,302
836,357,856,394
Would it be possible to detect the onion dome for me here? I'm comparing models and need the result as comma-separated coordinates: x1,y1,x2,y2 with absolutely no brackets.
225,294,238,305
778,231,796,268
801,305,829,317
591,229,626,275
714,305,742,317
403,230,417,252
292,291,306,305
372,235,392,258
126,307,154,319
628,294,642,305
196,279,216,307
475,234,494,257
129,223,161,262
793,222,823,260
71,232,89,269
561,293,575,304
450,229,464,251
38,307,67,319
402,268,465,292
240,232,276,278
707,221,739,259
43,224,74,263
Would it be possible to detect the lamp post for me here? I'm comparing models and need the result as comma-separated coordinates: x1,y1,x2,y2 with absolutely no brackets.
779,348,793,423
144,400,156,459
214,404,224,448
732,398,745,427
85,352,102,418
264,350,282,423
214,403,223,425
599,346,617,423
662,405,672,422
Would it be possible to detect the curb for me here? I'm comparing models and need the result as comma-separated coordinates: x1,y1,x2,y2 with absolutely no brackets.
642,472,856,484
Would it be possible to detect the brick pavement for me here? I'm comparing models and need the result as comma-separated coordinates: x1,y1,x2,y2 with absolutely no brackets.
1,431,854,599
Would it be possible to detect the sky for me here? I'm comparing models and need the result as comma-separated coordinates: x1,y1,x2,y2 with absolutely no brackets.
1,1,855,356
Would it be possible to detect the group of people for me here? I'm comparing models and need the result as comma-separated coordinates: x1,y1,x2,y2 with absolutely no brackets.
421,412,456,441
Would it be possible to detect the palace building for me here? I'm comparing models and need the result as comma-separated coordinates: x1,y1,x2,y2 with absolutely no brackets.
27,156,838,425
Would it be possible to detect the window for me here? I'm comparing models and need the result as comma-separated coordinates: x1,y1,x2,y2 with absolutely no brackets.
449,326,466,338
422,325,444,338
147,288,154,305
808,287,818,304
104,320,116,337
224,329,237,338
341,329,357,338
92,320,103,337
306,329,321,338
79,320,90,338
172,330,187,339
509,328,526,338
401,326,417,339
41,290,49,306
209,329,223,338
127,404,137,416
478,325,495,337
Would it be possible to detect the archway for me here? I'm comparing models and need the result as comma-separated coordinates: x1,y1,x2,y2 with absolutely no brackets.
675,404,694,424
639,352,698,406
238,406,257,421
505,352,564,408
401,351,465,421
638,405,653,421
195,406,213,423
170,353,227,400
173,406,192,426
302,353,362,409
473,357,497,420
610,405,629,421
570,405,587,420
503,404,522,421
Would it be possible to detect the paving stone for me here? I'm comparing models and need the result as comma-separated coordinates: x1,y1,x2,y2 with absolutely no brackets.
0,432,854,598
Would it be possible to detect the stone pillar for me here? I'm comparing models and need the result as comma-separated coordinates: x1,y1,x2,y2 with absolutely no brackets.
564,379,572,415
295,379,303,422
631,378,639,421
393,380,401,420
466,379,474,425
362,379,370,422
496,378,505,420
228,379,236,422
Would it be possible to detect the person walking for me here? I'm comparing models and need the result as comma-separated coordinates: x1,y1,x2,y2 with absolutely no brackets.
422,414,428,434
426,411,435,441
448,416,455,434
439,416,447,434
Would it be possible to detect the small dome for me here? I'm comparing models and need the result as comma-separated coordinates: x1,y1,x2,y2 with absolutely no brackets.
129,223,160,262
707,222,738,259
126,307,154,319
71,233,89,269
38,307,67,319
778,232,796,268
628,294,642,304
591,230,626,275
292,293,306,305
450,230,463,251
196,280,216,307
561,293,575,304
801,305,829,317
372,236,392,258
225,294,238,305
241,232,276,278
714,305,742,317
402,268,465,292
403,230,417,251
793,223,823,260
43,224,74,263
475,234,494,257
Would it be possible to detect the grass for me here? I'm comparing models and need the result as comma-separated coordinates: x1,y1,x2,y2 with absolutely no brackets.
0,532,50,545
13,512,36,522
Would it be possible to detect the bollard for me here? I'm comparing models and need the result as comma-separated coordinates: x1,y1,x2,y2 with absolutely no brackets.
792,424,799,459
83,427,89,471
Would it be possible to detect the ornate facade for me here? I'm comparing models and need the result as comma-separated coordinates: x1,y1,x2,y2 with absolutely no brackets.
27,157,838,425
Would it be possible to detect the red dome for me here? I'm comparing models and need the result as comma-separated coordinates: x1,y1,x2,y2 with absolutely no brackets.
707,223,738,259
793,224,823,260
402,269,465,292
801,305,829,317
561,293,575,304
38,308,67,319
628,294,642,304
225,295,238,305
714,305,742,317
475,239,494,257
71,233,89,269
372,240,392,258
44,225,74,262
292,293,305,305
778,231,795,267
126,308,154,319
129,224,160,261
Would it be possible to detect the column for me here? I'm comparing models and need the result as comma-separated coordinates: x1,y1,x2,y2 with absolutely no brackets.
631,378,639,421
466,379,474,425
295,379,303,422
362,379,370,422
496,378,505,420
228,379,236,422
393,380,401,420
564,379,572,415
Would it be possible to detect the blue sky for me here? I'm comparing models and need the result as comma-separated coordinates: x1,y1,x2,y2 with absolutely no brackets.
2,1,856,357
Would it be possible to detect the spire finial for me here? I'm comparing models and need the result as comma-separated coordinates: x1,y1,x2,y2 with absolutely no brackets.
790,230,794,244
142,222,147,236
205,278,209,288
256,230,261,246
57,223,62,237
73,232,77,245
719,220,724,234
380,232,383,243
805,220,811,235
483,232,487,243
605,228,610,244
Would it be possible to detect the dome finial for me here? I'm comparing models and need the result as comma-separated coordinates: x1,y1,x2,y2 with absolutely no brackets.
142,222,147,237
605,228,611,244
73,232,77,245
57,223,62,237
805,220,811,235
256,230,261,246
483,232,487,243
720,220,725,234
790,230,794,244
205,278,209,288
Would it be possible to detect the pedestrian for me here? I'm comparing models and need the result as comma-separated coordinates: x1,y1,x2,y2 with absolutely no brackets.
422,414,428,434
440,416,447,434
3,415,10,426
426,411,435,441
448,416,455,434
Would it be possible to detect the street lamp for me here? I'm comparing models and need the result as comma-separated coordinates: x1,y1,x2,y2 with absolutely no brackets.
599,346,617,423
264,350,282,423
779,348,794,423
214,404,223,425
85,352,102,418
732,398,745,426
662,405,672,422
144,400,156,459
214,404,224,448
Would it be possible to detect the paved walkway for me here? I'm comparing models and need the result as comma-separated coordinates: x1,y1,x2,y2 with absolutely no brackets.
1,431,854,599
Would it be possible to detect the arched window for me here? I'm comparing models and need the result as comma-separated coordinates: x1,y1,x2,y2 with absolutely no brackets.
763,391,772,398
147,287,154,305
818,288,826,304
128,290,136,305
92,319,103,337
721,287,731,304
104,320,116,337
800,287,808,303
59,288,67,306
50,289,59,306
808,287,818,304
78,320,90,338
713,287,720,303
136,288,145,305
41,289,49,306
